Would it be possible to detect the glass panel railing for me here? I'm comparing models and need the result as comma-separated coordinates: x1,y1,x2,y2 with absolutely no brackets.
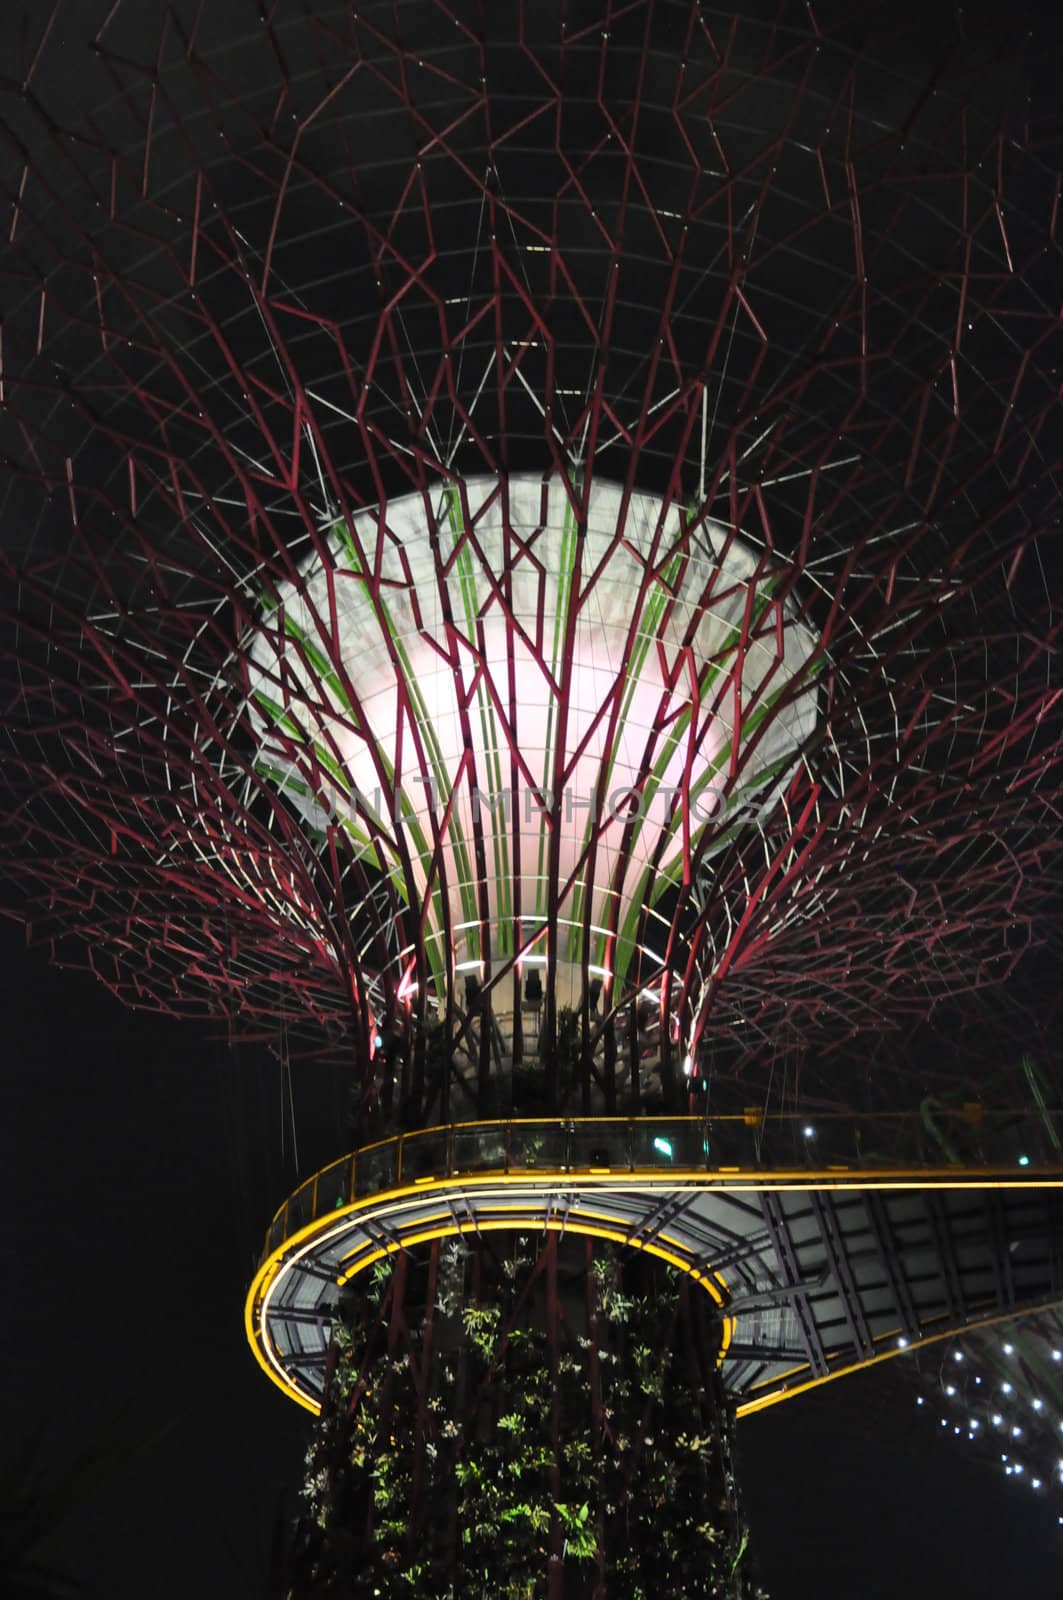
287,1179,316,1232
353,1141,399,1197
268,1207,287,1251
259,1111,1063,1261
567,1122,630,1170
508,1121,569,1170
315,1157,352,1213
702,1118,757,1168
628,1119,703,1169
452,1123,507,1174
972,1113,1045,1170
400,1129,449,1181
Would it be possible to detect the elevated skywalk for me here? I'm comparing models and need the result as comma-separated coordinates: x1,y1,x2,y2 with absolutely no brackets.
246,1111,1063,1417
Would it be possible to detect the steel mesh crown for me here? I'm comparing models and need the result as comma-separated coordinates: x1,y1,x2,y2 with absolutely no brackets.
0,0,1060,1122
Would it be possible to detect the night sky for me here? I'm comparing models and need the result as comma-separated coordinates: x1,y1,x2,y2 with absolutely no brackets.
3,916,1060,1598
2,1,1062,1595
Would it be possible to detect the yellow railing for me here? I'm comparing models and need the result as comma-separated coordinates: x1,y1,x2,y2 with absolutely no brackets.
261,1107,1059,1258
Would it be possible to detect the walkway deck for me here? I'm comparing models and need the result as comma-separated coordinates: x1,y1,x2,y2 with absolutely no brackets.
245,1113,1063,1417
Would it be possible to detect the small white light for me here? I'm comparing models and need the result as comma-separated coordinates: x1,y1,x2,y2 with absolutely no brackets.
1052,1351,1062,1362
975,1376,982,1385
940,1418,948,1427
682,1054,693,1076
897,1336,909,1349
1004,1343,1015,1355
1002,1383,1013,1394
953,1351,964,1362
971,1419,980,1429
916,1396,925,1406
946,1385,956,1397
992,1414,1004,1426
1033,1399,1044,1412
803,1125,815,1138
1014,1462,1024,1474
1012,1426,1022,1438
1034,1479,1043,1490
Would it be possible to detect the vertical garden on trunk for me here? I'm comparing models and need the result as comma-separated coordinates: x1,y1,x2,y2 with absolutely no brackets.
291,1235,759,1599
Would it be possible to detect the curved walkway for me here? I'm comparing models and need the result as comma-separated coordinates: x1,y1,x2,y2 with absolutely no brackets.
245,1113,1063,1417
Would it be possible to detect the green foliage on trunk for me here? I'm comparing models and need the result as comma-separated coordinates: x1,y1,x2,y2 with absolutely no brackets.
289,1237,763,1598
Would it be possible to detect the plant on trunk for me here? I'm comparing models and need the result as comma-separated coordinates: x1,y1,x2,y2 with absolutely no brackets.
289,1235,762,1598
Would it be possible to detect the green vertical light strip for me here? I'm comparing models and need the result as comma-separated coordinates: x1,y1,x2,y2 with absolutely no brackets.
445,486,512,959
565,543,685,965
538,479,580,931
251,681,448,991
570,564,775,976
308,519,471,991
251,690,354,809
611,652,821,984
255,502,818,1002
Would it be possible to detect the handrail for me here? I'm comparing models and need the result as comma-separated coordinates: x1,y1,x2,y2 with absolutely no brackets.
261,1108,1061,1259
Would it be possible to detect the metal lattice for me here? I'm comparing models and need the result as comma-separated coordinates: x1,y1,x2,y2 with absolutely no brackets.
0,1,1061,1126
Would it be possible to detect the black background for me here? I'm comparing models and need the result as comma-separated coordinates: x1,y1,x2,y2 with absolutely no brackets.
3,0,1062,1593
3,922,1061,1598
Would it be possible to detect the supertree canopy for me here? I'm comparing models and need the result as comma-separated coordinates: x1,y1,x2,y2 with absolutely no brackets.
2,1,1063,1594
909,1307,1063,1524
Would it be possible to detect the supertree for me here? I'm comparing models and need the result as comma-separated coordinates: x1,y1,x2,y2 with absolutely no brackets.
908,1307,1063,1520
2,2,1063,1595
890,1046,1063,1531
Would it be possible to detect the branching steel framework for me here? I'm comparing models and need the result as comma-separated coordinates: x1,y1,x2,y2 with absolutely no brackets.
2,3,1063,1126
2,3,1063,1594
1,2,1061,1130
